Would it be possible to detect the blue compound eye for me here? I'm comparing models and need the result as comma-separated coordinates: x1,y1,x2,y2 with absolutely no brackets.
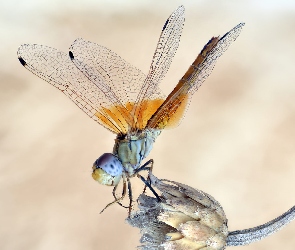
94,153,123,176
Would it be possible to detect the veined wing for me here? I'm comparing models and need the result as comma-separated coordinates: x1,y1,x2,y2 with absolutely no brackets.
69,38,166,131
132,5,185,129
146,23,245,129
17,44,135,134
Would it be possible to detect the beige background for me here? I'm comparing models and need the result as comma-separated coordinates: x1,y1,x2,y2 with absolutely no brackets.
1,0,295,249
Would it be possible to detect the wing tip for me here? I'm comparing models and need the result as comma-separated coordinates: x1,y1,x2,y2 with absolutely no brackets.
219,22,245,41
162,5,185,31
178,5,185,11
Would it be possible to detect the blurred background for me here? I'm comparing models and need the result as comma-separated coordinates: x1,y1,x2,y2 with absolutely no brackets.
1,0,295,249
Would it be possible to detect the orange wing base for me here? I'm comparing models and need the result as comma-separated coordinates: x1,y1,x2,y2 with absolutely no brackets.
95,99,164,134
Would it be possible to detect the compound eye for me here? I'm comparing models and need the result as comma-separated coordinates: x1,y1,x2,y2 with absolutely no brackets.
93,153,123,176
92,153,123,186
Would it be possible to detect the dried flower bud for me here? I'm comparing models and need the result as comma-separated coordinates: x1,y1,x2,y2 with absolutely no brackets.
127,174,295,249
127,174,228,250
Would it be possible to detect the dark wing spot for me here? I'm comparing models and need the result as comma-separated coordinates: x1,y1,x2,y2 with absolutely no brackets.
110,164,114,169
18,57,26,66
69,51,74,60
162,19,169,31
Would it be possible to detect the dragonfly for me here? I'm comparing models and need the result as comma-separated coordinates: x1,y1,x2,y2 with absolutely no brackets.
17,5,244,214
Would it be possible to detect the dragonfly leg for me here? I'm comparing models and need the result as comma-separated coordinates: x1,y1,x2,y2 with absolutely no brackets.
137,173,161,202
126,177,133,216
135,159,154,173
112,181,129,209
100,175,127,214
134,159,154,193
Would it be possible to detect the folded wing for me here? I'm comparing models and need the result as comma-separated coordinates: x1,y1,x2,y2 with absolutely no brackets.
146,23,245,130
132,5,185,129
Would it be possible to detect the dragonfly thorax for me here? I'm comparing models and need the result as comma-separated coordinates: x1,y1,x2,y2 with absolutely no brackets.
113,130,160,175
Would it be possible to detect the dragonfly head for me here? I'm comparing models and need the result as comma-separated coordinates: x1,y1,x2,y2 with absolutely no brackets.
92,153,123,186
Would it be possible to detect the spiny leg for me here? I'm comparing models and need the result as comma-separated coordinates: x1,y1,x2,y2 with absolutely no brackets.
126,177,133,216
137,173,161,202
144,159,154,188
100,175,127,214
134,159,154,173
112,181,129,209
134,159,154,193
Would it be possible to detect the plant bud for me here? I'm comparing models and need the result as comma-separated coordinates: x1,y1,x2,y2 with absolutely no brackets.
127,174,228,250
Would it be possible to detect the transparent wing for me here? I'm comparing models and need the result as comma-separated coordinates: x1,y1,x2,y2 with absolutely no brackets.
69,38,166,130
17,44,135,134
132,5,185,129
147,23,245,129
